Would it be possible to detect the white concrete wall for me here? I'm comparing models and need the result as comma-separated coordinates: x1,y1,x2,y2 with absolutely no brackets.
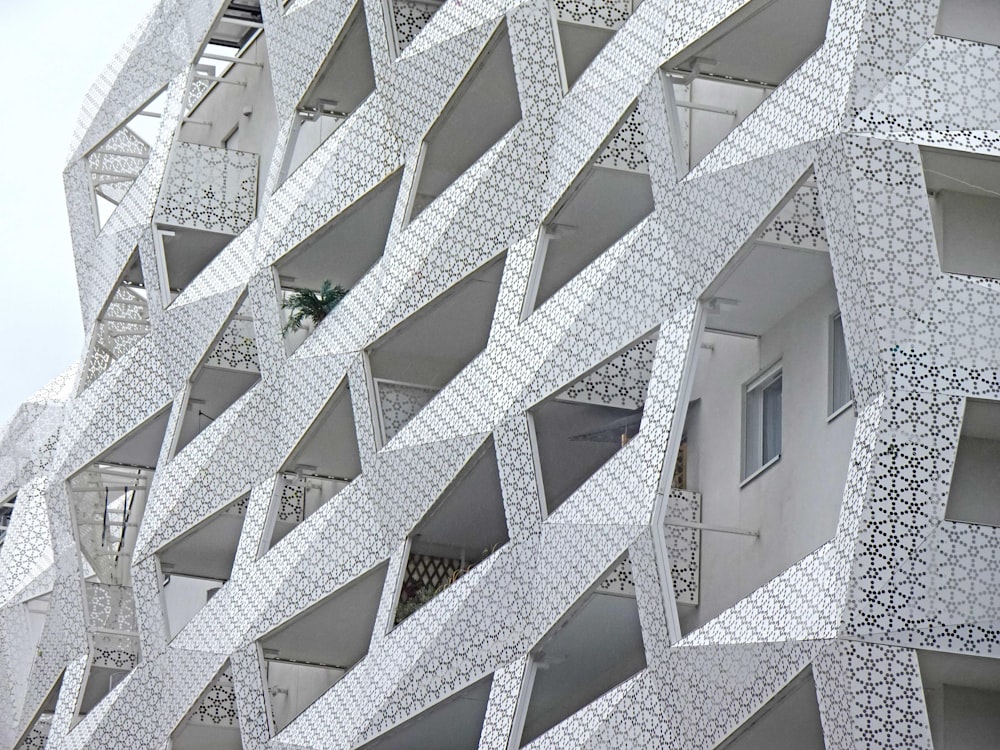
680,280,855,633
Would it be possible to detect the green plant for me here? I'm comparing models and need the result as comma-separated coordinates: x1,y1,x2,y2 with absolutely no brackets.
282,280,347,334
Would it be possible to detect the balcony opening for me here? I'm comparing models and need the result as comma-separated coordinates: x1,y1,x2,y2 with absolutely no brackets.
264,380,361,551
152,225,242,307
406,21,521,223
180,0,276,210
668,175,855,635
715,667,824,749
357,674,493,750
529,329,657,517
513,554,645,747
946,399,1000,527
0,492,16,550
68,406,170,586
551,0,638,90
74,580,141,725
13,671,63,750
158,493,248,640
660,0,831,174
386,0,444,56
275,169,403,353
369,254,505,443
169,662,242,750
918,649,1000,750
936,0,1000,48
921,147,1000,280
394,438,508,625
174,298,261,454
66,407,169,722
79,248,151,392
85,88,166,230
281,0,376,180
524,103,652,315
24,591,50,655
259,561,389,733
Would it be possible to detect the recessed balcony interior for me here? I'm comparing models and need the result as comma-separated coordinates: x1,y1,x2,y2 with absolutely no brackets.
946,398,1000,527
275,168,403,353
169,663,242,750
67,408,170,722
281,0,376,180
158,494,248,640
394,438,508,624
264,380,361,551
551,0,639,90
155,226,234,304
357,675,493,750
0,492,16,550
922,147,1000,280
68,407,170,587
715,667,824,749
515,555,645,747
661,0,831,173
79,248,150,392
936,0,1000,48
524,104,653,315
672,177,854,636
918,649,1000,750
259,561,388,733
13,671,63,750
174,299,261,454
180,0,277,209
529,330,656,517
369,255,505,444
387,0,444,56
406,21,521,222
86,89,166,230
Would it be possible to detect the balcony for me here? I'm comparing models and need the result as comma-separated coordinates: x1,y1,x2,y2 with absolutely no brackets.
0,493,15,550
937,0,1000,47
919,649,1000,749
393,438,507,624
258,562,388,732
387,0,444,56
179,0,276,212
512,555,646,746
669,177,855,635
661,0,831,173
152,141,257,303
922,147,1000,281
368,256,505,444
280,0,375,180
551,0,639,90
529,331,656,516
79,250,150,391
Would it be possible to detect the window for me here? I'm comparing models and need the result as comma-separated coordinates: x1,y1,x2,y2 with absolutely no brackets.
742,364,781,481
829,312,851,417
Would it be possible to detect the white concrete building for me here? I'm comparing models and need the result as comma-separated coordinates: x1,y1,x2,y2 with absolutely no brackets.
2,0,1000,748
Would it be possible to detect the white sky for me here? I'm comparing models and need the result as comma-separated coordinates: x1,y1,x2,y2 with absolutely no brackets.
0,0,159,425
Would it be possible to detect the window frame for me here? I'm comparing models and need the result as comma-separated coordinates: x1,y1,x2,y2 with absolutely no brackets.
828,311,853,421
740,361,782,485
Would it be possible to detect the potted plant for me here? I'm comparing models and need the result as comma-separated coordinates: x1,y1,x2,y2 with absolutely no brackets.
282,280,347,334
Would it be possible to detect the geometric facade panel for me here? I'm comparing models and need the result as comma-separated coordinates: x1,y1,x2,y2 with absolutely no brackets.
6,1,1000,748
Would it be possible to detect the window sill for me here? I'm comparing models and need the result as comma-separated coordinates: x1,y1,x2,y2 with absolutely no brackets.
740,454,780,488
827,400,854,423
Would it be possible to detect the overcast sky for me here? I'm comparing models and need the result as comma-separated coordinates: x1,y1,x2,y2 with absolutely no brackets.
0,0,159,426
